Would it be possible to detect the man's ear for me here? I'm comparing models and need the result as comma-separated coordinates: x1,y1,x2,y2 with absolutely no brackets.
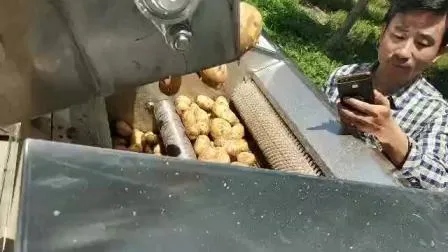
433,45,448,63
378,25,387,48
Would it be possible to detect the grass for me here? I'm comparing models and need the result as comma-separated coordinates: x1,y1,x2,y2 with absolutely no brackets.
245,0,448,96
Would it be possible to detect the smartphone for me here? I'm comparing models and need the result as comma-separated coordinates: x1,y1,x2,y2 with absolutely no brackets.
336,71,374,104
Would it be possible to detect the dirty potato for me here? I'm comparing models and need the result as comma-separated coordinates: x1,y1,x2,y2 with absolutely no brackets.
237,152,256,166
143,131,158,146
175,95,192,115
199,64,228,88
215,139,249,157
210,118,232,140
196,95,215,112
159,76,182,96
194,135,212,156
230,123,245,139
240,2,263,54
129,129,144,152
232,162,250,167
212,102,239,125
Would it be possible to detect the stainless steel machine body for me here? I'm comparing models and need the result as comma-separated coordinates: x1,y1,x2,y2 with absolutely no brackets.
16,139,448,252
0,0,239,125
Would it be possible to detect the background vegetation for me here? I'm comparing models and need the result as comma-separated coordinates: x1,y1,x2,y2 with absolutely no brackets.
245,0,448,96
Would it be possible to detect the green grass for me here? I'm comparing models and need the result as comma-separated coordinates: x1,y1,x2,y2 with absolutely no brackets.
245,0,448,96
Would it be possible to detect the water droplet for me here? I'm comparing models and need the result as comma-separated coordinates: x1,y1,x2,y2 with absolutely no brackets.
139,190,143,194
132,211,137,216
207,189,211,192
205,230,209,234
327,233,331,236
273,232,277,236
223,182,227,187
298,211,302,215
168,194,173,198
165,161,169,165
419,239,428,247
231,192,235,196
120,168,124,172
373,212,377,216
237,221,241,225
258,192,262,196
124,187,129,192
232,211,236,215
366,222,370,226
349,246,353,250
260,215,264,219
226,186,230,190
73,239,77,243
196,175,200,179
335,188,339,192
431,240,435,248
254,181,258,185
53,210,61,216
175,172,180,176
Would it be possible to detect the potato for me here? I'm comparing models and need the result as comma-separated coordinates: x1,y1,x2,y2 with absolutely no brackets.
215,139,249,157
129,129,144,152
215,147,231,163
153,144,162,156
199,64,228,87
240,2,263,54
210,118,232,140
115,121,133,137
185,124,200,141
182,109,196,128
212,102,239,125
237,152,256,166
198,146,231,164
143,131,158,146
159,76,182,96
198,147,217,161
113,137,128,147
197,121,210,136
175,95,192,114
194,135,212,155
232,162,249,167
196,95,214,112
182,103,210,137
195,106,210,123
230,123,245,139
215,96,229,106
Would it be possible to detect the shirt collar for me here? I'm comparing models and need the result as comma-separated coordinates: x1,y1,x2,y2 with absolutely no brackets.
369,61,423,110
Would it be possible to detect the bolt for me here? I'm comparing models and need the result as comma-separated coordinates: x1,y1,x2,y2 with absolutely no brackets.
173,30,192,51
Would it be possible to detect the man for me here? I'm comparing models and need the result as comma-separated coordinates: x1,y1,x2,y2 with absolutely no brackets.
324,0,448,190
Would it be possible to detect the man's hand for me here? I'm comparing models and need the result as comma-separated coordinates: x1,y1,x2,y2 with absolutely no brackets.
337,90,410,168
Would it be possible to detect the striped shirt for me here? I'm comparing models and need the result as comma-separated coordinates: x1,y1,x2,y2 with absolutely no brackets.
324,63,448,191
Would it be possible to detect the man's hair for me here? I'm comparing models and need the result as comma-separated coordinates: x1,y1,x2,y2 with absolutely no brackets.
384,0,448,48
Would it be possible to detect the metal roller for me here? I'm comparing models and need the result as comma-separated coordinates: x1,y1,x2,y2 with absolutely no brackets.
149,100,196,160
231,78,321,176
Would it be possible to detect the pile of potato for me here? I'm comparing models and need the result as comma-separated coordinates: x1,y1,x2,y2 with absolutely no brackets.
175,95,257,167
112,121,163,155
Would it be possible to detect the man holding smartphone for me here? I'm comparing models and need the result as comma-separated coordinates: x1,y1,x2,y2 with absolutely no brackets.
324,0,448,190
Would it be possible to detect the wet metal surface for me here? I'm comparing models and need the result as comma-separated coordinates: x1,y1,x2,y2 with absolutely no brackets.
17,139,448,252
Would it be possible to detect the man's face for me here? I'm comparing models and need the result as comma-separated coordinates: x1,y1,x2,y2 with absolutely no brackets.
378,11,447,84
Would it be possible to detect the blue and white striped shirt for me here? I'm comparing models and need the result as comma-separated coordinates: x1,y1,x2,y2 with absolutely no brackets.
324,63,448,191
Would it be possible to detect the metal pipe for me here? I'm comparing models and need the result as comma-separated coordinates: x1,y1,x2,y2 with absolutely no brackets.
148,100,196,160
